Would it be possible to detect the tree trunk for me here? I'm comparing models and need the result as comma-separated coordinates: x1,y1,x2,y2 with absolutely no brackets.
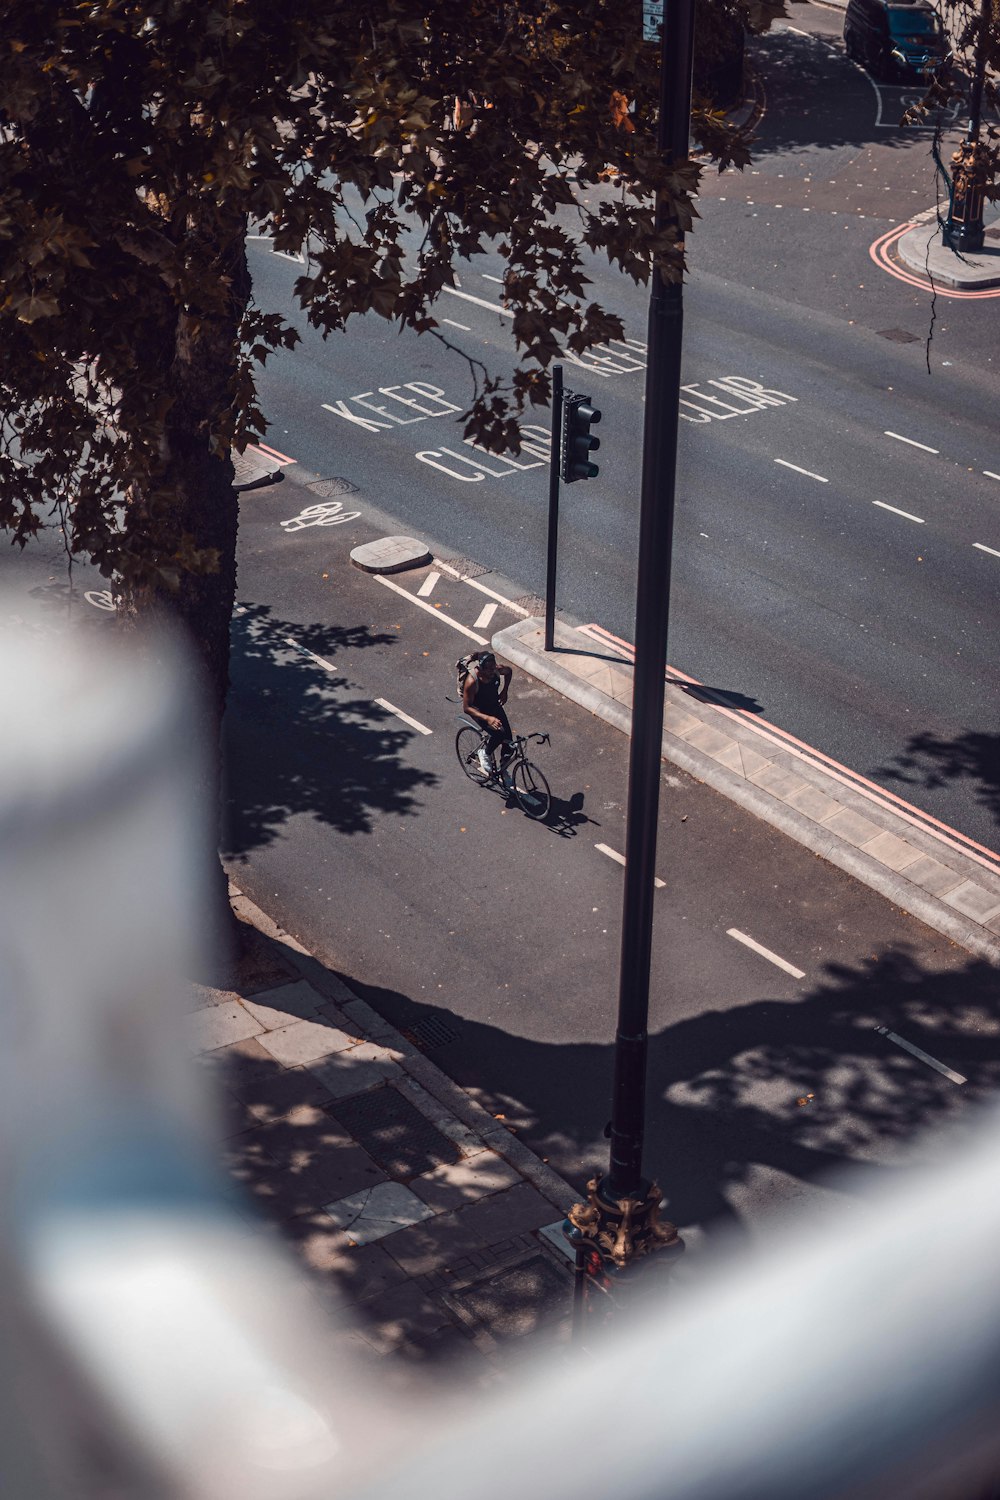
119,205,250,976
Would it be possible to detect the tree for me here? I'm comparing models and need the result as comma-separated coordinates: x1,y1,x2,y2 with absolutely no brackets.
0,0,781,951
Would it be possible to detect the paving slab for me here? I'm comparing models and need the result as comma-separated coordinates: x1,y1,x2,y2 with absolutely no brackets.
257,1017,358,1066
323,1182,437,1246
187,1000,264,1053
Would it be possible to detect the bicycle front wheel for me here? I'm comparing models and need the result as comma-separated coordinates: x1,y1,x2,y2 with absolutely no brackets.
511,759,551,820
456,726,490,784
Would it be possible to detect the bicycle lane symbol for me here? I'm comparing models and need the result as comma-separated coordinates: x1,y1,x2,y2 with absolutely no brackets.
280,501,362,532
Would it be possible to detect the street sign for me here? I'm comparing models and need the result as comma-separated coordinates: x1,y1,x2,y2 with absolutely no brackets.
643,0,662,41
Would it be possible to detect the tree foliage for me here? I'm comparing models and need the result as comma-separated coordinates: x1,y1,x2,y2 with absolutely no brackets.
0,0,783,932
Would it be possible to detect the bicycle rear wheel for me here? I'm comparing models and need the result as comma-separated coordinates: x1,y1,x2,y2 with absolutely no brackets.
456,726,490,784
511,759,551,819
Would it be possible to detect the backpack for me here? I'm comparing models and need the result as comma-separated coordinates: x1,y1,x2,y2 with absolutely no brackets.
455,651,487,697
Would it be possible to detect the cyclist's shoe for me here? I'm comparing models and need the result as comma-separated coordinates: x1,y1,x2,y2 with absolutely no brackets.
498,742,515,768
476,747,494,776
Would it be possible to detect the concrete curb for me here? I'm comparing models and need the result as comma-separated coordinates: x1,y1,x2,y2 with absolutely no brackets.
228,882,580,1218
897,218,1000,291
492,617,1000,965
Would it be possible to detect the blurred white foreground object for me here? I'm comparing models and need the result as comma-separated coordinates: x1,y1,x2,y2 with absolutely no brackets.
0,621,372,1498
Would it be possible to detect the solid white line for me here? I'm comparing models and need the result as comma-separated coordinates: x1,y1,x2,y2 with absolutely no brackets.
885,431,939,454
285,637,336,672
442,285,513,319
984,471,1000,482
875,1026,966,1085
774,458,828,483
474,601,498,629
595,843,665,888
726,928,805,979
973,542,1000,558
374,698,433,736
373,575,488,644
434,558,531,616
873,500,925,523
417,570,440,598
441,318,471,331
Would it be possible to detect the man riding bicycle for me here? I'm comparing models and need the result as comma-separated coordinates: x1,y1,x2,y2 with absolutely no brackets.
462,651,513,777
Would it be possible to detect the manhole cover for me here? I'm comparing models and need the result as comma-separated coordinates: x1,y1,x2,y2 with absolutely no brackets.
306,477,359,498
325,1087,461,1180
876,328,920,344
440,555,492,580
447,1255,570,1340
401,1016,460,1050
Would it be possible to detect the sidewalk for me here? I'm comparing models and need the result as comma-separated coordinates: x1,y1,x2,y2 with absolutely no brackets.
193,888,580,1385
493,615,1000,964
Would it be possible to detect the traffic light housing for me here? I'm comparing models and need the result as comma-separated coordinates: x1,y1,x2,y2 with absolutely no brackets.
560,392,601,483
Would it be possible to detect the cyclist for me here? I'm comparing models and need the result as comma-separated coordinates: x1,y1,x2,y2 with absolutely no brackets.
462,651,514,777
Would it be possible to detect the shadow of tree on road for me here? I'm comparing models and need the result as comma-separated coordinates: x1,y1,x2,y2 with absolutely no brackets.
878,728,1000,840
222,602,439,856
354,945,1000,1242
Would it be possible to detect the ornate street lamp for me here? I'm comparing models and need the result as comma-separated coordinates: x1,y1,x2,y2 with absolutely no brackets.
944,0,994,253
563,0,695,1323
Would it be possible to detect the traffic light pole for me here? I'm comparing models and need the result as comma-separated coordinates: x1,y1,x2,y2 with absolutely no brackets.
565,0,694,1296
544,363,564,654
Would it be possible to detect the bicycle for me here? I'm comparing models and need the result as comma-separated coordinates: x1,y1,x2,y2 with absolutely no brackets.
455,716,552,820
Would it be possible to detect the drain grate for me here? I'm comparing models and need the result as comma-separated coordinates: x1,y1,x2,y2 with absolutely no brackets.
305,476,359,498
325,1087,462,1180
401,1015,460,1050
510,594,546,616
876,328,920,344
985,227,1000,242
440,555,492,580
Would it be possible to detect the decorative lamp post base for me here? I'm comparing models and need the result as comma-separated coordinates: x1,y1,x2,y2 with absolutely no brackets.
944,139,989,254
564,1176,684,1331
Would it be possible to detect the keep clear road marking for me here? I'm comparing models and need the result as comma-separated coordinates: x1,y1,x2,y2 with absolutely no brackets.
727,928,805,979
417,570,440,598
375,698,433,736
373,574,489,645
974,542,1000,558
885,431,939,454
774,458,828,483
873,500,925,523
875,1025,966,1086
595,843,666,889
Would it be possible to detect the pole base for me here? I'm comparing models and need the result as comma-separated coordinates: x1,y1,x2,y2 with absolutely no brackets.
565,1174,682,1270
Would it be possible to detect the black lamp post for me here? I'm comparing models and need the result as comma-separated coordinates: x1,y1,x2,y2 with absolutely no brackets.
564,0,694,1316
944,0,993,253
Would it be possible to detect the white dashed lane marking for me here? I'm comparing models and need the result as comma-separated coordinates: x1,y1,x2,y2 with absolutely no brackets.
774,458,828,483
973,542,1000,558
727,928,805,979
885,431,939,454
873,500,925,523
875,1025,966,1085
285,637,336,672
441,319,471,331
595,843,665,888
417,570,440,598
474,602,498,629
984,470,1000,482
375,698,433,736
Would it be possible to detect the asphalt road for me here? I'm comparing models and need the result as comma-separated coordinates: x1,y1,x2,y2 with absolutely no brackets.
223,474,999,1244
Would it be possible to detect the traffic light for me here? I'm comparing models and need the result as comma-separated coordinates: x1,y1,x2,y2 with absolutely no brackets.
560,392,601,483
